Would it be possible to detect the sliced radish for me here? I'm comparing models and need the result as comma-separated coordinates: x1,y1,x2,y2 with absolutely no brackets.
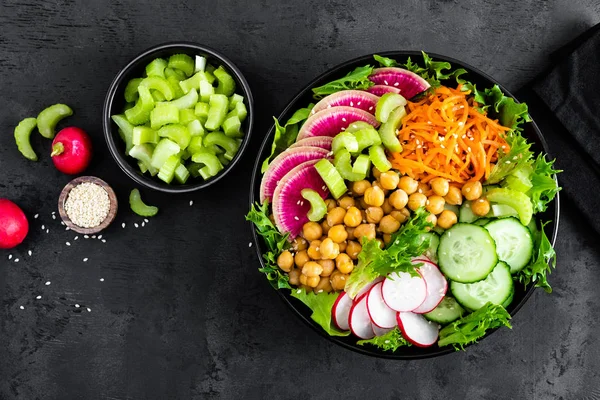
290,136,333,151
397,312,439,347
372,324,394,337
332,291,352,331
348,294,375,339
311,90,380,115
381,271,427,312
366,85,402,96
366,281,397,329
368,67,430,99
296,106,379,142
412,260,448,314
355,276,384,299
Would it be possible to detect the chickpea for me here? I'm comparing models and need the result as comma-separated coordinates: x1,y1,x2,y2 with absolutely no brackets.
328,224,348,243
437,210,458,230
302,261,323,277
343,206,362,227
327,207,346,227
426,213,437,229
400,207,410,219
472,197,490,216
338,196,355,210
357,196,369,210
399,176,418,194
430,178,450,196
371,181,389,196
462,181,483,201
277,250,294,272
366,207,384,224
307,240,322,260
364,186,385,207
302,221,322,241
318,259,335,276
292,237,308,251
351,180,371,196
408,192,428,211
330,271,349,291
353,223,376,242
299,274,308,286
381,198,393,214
306,275,320,288
379,215,401,234
294,250,309,268
361,209,368,223
325,198,337,211
288,269,301,286
346,240,362,259
372,167,382,180
445,186,463,205
338,241,347,253
379,171,400,190
390,210,408,224
320,238,340,260
389,189,409,210
321,220,331,235
336,253,354,274
346,226,355,240
383,233,392,245
417,182,431,195
426,195,446,215
315,276,333,293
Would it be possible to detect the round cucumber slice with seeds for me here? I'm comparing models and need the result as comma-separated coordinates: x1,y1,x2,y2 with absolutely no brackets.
450,261,513,311
484,217,533,273
423,296,465,324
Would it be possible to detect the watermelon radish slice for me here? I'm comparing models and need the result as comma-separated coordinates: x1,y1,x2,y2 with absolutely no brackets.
348,294,375,339
367,85,402,96
311,90,380,115
366,281,397,329
290,136,333,151
272,160,329,238
259,146,329,203
412,259,448,314
397,312,439,347
296,106,379,142
381,271,427,312
332,291,352,331
372,324,394,337
369,67,430,99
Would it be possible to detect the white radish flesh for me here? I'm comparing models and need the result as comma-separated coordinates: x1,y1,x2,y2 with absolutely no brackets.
381,271,427,312
332,292,353,331
355,276,384,299
348,295,375,339
412,260,448,314
366,281,398,329
397,312,439,347
372,324,394,337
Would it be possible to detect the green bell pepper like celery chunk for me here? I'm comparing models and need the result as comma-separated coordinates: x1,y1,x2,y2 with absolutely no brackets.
345,121,375,134
179,109,197,125
369,144,392,172
167,54,194,77
37,104,73,139
375,92,407,123
174,164,190,184
355,127,382,152
124,78,143,102
157,124,191,149
222,115,242,137
195,102,210,124
352,154,371,176
314,159,347,199
217,153,231,166
164,67,187,81
138,161,148,174
332,132,359,154
150,138,180,170
378,105,405,152
333,149,367,181
194,55,207,73
205,94,229,131
213,66,236,96
164,88,198,110
132,126,159,145
111,114,135,153
188,136,205,154
228,93,244,111
301,189,327,222
199,80,215,103
14,117,38,161
157,154,181,184
139,76,174,101
151,90,166,102
129,143,158,175
145,58,168,78
187,119,205,137
227,101,247,122
179,72,200,94
203,131,239,160
129,188,159,217
167,76,185,99
485,188,533,226
150,103,180,130
191,151,224,179
125,86,154,125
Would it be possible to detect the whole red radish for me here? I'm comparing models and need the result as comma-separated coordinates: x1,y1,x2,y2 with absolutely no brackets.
51,127,92,174
0,199,29,249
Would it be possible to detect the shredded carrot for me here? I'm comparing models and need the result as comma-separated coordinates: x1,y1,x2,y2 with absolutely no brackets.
389,85,510,187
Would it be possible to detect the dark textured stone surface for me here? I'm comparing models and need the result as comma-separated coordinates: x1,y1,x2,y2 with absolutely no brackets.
1,1,600,399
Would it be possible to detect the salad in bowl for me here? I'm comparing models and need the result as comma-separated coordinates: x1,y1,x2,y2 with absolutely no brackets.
247,52,560,356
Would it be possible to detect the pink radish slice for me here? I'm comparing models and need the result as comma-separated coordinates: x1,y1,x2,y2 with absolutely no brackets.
382,271,427,312
272,160,329,238
366,281,397,329
369,67,431,99
296,106,379,142
311,90,380,115
290,136,333,151
366,85,402,96
332,291,352,331
348,294,375,339
412,260,448,314
372,324,394,337
355,276,384,299
259,146,329,203
397,312,439,347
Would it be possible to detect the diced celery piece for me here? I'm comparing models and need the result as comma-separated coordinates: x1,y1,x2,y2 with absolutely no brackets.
188,163,202,178
129,143,157,175
132,126,159,145
217,153,230,166
332,132,359,154
206,64,216,74
378,105,405,152
195,102,210,124
301,189,327,222
124,102,135,112
165,88,198,110
228,93,244,111
125,86,154,125
179,109,197,125
14,117,38,161
191,151,223,179
199,80,215,103
179,72,201,94
369,144,392,172
352,154,371,176
205,94,228,131
314,159,347,199
174,164,190,184
203,131,239,160
158,124,191,149
214,66,236,96
227,101,247,122
195,55,207,73
150,103,179,130
146,58,168,78
158,154,181,184
355,127,382,152
151,90,166,102
164,67,187,81
485,188,533,226
334,149,366,181
375,93,407,123
222,115,242,137
188,136,205,154
138,161,148,174
187,119,205,136
112,114,135,152
167,54,194,77
129,189,158,216
124,78,143,102
139,76,174,101
167,76,185,99
150,138,180,170
37,104,73,139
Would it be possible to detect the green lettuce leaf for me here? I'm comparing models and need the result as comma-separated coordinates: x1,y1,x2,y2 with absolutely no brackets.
357,327,411,351
400,51,467,89
245,201,291,289
312,65,374,99
438,302,512,350
487,130,533,184
373,54,398,67
290,289,350,337
527,155,562,213
518,220,556,293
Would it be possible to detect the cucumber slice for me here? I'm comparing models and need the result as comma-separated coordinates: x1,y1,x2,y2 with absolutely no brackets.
129,189,158,217
301,189,327,222
132,126,158,145
167,54,194,77
314,159,347,199
375,93,407,123
124,78,143,102
150,139,180,170
484,217,533,273
451,261,514,311
205,94,228,131
459,201,478,223
14,117,38,161
369,144,392,172
424,296,465,324
473,218,491,226
145,58,167,78
444,202,460,215
37,104,73,139
438,223,498,283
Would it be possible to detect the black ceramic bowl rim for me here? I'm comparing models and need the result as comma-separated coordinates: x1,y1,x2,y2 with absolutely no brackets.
249,51,560,359
103,42,254,193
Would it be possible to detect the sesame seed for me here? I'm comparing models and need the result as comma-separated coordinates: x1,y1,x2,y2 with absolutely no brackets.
14,258,19,263
384,80,389,85
440,145,445,149
64,227,69,231
87,308,91,312
144,219,149,223
350,101,354,107
45,281,51,285
189,200,194,206
91,235,96,239
41,225,45,230
342,117,346,122
97,235,102,239
60,221,65,225
64,182,110,228
134,223,139,228
52,215,56,220
385,340,390,344
66,242,71,246
122,223,126,228
36,295,41,300
84,235,89,239
75,304,80,308
294,216,299,221
8,254,12,260
74,236,78,240
101,239,106,243
19,306,24,310
368,106,373,111
248,242,253,247
394,82,399,87
327,104,332,108
141,222,145,227
83,258,88,262
357,102,362,106
505,161,511,164
99,278,104,282
34,214,39,219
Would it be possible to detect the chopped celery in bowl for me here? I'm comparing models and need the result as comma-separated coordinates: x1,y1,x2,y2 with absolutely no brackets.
103,42,254,193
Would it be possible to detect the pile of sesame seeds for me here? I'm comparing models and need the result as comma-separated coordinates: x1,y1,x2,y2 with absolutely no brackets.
64,182,111,228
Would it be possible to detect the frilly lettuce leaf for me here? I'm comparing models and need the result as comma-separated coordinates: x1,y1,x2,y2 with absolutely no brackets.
518,220,557,293
357,327,411,351
290,289,350,337
312,65,374,99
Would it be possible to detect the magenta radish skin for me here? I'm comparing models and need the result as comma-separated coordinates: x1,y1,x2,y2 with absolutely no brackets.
271,160,329,238
366,281,398,329
296,106,379,142
0,199,29,249
290,136,333,151
381,271,427,312
366,85,403,96
259,146,329,203
412,260,448,314
348,294,375,339
368,67,430,99
332,291,353,331
311,90,380,115
397,312,439,347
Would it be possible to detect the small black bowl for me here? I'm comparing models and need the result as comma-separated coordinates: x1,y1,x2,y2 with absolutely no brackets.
103,42,254,193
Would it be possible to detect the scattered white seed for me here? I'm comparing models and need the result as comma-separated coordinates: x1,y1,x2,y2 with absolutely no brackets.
101,239,106,243
293,216,299,221
34,214,39,219
91,235,96,239
394,82,399,87
84,235,89,239
99,278,104,282
384,80,389,85
144,219,149,223
75,304,80,308
83,258,88,262
122,223,126,229
52,215,56,220
189,200,194,206
19,306,24,310
368,106,373,111
45,281,51,285
66,242,71,246
8,254,12,260
248,242,253,247
46,229,49,234
357,102,361,106
141,222,145,227
14,258,19,263
341,117,346,122
74,236,79,240
60,221,65,225
87,308,91,312
505,161,511,164
36,295,41,300
64,182,110,228
65,227,69,231
134,223,139,228
41,225,45,230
